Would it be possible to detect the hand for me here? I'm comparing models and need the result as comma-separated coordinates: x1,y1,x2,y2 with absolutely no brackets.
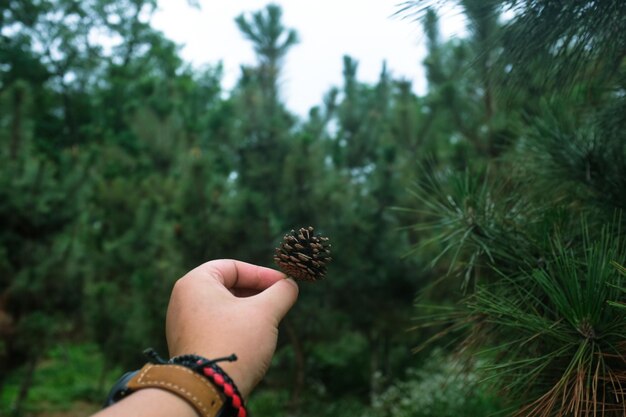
166,259,299,399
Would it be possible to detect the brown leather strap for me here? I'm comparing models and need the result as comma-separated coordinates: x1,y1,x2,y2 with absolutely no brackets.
127,363,225,417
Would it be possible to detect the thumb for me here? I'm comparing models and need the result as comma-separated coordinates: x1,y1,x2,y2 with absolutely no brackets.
254,278,299,323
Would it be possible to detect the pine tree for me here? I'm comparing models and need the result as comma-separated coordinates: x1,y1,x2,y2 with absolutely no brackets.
403,1,626,415
0,81,90,411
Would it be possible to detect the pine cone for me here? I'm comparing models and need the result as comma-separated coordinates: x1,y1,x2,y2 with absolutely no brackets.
274,226,331,282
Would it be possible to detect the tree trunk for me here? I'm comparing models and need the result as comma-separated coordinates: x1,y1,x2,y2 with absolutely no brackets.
12,357,38,415
368,330,382,405
284,319,305,416
10,85,24,160
98,356,109,395
0,373,5,402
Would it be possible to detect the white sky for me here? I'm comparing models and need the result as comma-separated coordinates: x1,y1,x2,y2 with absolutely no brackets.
152,0,466,116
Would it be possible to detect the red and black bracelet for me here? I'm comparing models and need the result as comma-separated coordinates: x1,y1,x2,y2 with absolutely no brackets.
198,360,246,417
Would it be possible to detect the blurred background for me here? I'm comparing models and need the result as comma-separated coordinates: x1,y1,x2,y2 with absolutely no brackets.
1,1,625,416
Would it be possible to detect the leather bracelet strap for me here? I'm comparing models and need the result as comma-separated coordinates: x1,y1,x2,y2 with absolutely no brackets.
127,363,226,417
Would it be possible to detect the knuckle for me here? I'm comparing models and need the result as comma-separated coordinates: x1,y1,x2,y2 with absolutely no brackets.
172,273,193,294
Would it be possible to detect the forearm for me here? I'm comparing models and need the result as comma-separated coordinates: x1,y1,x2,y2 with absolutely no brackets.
90,260,298,417
92,388,198,417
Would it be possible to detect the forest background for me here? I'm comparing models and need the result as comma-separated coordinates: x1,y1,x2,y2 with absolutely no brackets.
1,1,625,416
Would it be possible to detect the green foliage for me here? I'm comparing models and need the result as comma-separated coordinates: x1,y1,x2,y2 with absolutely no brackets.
514,96,626,212
368,351,504,417
2,1,427,412
401,1,626,416
499,0,626,90
0,80,90,406
235,4,299,66
1,343,117,414
465,227,626,415
403,168,539,289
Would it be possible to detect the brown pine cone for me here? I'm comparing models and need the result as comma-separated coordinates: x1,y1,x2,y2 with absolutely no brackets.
273,226,331,282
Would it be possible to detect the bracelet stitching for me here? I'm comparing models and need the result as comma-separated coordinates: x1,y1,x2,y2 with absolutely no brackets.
137,364,222,414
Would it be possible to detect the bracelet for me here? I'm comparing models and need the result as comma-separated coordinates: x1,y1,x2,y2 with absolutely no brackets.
104,349,248,417
145,349,248,417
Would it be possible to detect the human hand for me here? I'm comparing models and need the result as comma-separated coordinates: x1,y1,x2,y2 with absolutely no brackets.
165,259,299,399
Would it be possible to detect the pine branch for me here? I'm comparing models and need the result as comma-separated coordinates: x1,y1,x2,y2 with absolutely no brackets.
465,225,626,416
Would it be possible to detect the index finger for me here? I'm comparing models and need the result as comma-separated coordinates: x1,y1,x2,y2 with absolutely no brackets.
197,259,286,291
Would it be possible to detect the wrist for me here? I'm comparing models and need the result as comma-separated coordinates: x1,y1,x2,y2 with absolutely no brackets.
95,388,198,417
169,345,252,399
102,349,248,417
213,358,249,399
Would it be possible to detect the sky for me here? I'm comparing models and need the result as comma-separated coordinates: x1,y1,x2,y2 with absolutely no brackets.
152,1,466,116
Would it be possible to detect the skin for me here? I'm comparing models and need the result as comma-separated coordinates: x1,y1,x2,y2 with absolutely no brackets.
92,259,299,417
